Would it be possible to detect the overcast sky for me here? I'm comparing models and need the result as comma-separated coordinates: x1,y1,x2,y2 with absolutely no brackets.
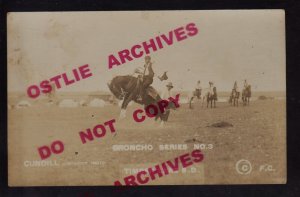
8,10,285,93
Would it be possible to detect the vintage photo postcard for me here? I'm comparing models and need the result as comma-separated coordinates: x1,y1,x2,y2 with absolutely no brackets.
7,10,286,186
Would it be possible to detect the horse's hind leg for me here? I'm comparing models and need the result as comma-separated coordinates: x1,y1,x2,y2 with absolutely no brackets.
121,94,130,109
119,94,132,119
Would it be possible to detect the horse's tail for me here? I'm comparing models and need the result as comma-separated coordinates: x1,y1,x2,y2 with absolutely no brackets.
108,77,124,100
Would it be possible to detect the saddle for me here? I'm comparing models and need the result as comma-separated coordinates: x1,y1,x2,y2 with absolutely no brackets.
145,86,159,100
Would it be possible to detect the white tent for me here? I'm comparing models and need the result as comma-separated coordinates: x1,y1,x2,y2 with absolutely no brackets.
16,100,31,108
58,99,78,108
89,98,105,107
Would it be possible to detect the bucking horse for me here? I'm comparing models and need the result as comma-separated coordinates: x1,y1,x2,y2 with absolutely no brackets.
107,75,172,123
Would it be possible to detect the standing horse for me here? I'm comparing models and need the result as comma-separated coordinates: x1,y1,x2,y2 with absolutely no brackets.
107,75,170,122
242,85,251,106
202,87,217,108
229,89,240,107
188,89,202,109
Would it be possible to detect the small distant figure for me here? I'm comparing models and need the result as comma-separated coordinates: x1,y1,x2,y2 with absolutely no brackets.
189,80,202,109
195,80,202,99
202,81,217,108
233,81,239,92
208,81,214,95
230,81,240,107
242,79,251,106
244,79,248,89
161,82,173,99
158,82,174,126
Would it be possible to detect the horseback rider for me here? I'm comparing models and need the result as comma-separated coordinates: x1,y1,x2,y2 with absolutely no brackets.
208,81,214,95
195,80,202,99
136,55,154,101
243,79,248,89
233,81,239,92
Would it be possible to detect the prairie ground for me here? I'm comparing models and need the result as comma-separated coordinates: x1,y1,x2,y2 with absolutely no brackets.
8,98,286,186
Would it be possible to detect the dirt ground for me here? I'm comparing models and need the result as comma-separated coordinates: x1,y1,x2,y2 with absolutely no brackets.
8,99,286,186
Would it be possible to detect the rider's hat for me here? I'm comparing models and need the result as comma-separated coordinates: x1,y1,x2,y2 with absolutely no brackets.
166,82,174,88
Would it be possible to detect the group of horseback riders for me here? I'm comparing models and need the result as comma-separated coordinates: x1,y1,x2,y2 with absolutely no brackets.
230,79,252,106
232,80,249,93
108,55,251,121
193,80,216,99
189,80,218,109
189,78,251,108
